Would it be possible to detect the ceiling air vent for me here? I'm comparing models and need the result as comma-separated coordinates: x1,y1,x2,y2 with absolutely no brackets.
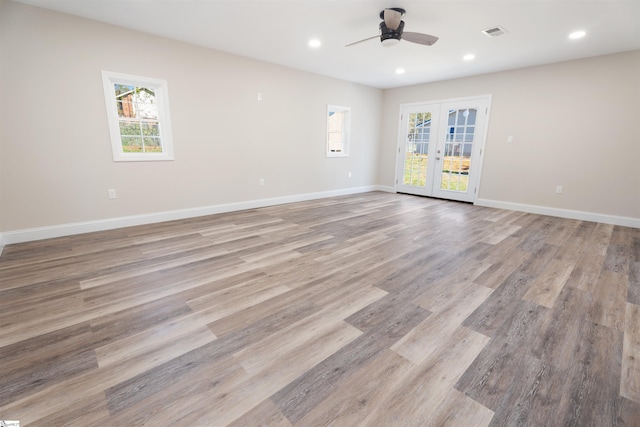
482,26,507,37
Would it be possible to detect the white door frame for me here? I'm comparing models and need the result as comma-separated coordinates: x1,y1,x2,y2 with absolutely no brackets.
394,94,492,203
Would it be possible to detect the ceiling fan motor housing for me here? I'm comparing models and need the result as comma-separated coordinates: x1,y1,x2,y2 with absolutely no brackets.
379,20,404,45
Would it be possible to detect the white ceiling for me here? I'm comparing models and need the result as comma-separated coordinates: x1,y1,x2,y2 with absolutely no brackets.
13,0,640,89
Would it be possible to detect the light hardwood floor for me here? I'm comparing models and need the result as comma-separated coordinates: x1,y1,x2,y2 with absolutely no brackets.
0,192,638,426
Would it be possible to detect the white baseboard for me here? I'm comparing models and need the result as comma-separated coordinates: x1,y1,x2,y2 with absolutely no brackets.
4,189,635,248
475,198,640,229
0,186,387,246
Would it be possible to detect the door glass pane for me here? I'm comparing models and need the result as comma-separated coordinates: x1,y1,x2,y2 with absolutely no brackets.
467,109,477,125
403,112,431,187
448,111,456,126
441,108,476,192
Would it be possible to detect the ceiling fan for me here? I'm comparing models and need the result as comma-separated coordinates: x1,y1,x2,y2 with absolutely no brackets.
346,8,439,48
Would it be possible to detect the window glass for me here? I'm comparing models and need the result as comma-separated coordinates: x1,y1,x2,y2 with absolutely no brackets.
102,71,174,161
327,105,350,157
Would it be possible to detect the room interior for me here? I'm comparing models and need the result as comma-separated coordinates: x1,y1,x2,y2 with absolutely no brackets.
0,0,639,425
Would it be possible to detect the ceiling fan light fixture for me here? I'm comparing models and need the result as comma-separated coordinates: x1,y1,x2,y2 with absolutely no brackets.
382,37,401,47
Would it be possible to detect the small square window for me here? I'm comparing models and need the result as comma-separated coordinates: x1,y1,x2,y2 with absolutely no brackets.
102,71,174,161
326,105,350,157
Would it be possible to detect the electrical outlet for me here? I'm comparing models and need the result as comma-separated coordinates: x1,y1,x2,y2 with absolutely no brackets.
555,185,563,194
108,189,117,199
507,136,513,144
348,172,352,178
259,178,265,186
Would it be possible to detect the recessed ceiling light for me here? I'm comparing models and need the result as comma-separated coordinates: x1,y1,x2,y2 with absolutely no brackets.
308,39,321,48
395,68,406,74
463,54,475,61
569,30,586,40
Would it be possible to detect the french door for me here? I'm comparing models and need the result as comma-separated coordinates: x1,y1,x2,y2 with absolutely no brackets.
395,96,491,203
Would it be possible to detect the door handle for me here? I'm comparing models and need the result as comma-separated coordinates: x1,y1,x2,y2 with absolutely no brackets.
436,156,441,160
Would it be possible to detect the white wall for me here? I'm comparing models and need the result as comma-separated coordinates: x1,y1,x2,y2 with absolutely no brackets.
0,1,382,236
381,50,640,222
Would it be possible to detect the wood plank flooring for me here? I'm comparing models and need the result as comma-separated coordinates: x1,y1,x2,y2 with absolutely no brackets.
1,191,639,426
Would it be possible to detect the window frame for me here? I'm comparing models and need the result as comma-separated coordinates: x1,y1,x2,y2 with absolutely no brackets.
326,104,350,158
101,71,174,162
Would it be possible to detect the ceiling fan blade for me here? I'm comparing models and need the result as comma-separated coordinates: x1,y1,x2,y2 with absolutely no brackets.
402,32,439,46
345,35,380,47
383,8,402,31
